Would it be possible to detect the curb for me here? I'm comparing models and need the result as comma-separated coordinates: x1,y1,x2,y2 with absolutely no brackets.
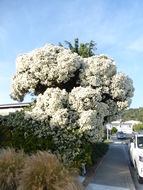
123,144,136,190
85,144,136,190
82,148,109,187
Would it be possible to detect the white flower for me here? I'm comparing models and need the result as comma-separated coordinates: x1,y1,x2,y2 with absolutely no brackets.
79,55,116,87
11,44,82,101
10,43,134,155
69,86,102,112
50,109,69,127
111,72,134,101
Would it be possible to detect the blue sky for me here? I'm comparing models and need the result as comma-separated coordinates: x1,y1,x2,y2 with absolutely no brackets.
0,0,143,108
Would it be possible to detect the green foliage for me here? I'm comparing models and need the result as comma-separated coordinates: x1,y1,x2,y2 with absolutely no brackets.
133,123,143,131
72,142,92,170
0,111,55,153
72,142,108,172
60,38,97,58
0,111,108,173
104,139,113,143
122,107,143,122
91,143,108,164
111,127,117,134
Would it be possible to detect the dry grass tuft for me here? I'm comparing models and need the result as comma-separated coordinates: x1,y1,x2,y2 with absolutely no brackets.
0,148,25,190
18,151,84,190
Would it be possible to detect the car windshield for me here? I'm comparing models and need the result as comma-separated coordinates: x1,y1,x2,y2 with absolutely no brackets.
137,137,143,148
118,132,124,135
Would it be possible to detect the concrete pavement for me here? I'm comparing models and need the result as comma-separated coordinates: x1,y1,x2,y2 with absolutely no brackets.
86,144,135,190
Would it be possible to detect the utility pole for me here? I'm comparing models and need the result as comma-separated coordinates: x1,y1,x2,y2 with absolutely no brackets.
106,124,110,140
107,127,109,140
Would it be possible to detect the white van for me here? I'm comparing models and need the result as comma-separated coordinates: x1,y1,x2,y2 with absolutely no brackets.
129,131,143,183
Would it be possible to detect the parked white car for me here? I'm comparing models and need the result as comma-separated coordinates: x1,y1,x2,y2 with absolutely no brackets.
129,132,143,183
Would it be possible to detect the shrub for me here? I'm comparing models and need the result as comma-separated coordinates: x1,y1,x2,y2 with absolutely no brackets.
0,148,25,190
104,139,113,143
133,123,143,131
90,143,109,164
18,151,84,190
111,127,117,134
73,142,109,172
0,112,55,154
0,112,109,172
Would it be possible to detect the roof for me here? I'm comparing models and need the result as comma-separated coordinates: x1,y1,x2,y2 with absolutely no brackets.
124,120,141,124
0,102,31,109
111,120,121,124
111,120,141,125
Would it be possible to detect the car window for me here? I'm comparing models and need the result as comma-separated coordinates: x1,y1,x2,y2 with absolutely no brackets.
137,137,143,148
118,132,123,135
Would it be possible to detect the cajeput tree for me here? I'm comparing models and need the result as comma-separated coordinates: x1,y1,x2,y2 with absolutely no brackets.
10,44,134,162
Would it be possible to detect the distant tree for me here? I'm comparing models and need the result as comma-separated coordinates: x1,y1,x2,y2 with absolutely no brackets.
60,38,97,58
122,107,143,122
111,127,117,134
133,124,143,131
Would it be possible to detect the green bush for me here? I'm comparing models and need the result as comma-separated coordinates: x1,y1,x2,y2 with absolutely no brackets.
73,142,109,172
104,139,113,143
72,142,92,171
0,111,108,172
111,127,117,134
0,112,55,153
133,123,143,131
91,143,108,164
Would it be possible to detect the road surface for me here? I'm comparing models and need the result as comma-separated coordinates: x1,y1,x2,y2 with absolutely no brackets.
86,143,135,190
86,135,143,190
112,135,143,190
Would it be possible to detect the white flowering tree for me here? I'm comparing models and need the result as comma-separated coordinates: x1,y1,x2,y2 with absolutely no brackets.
10,44,134,162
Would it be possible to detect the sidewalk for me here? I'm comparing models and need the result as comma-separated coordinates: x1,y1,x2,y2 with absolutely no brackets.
86,144,135,190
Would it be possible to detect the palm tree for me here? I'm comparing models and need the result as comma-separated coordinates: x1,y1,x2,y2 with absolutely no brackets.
59,38,97,58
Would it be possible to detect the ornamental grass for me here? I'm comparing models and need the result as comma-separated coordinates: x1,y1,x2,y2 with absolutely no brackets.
0,148,25,190
18,151,84,190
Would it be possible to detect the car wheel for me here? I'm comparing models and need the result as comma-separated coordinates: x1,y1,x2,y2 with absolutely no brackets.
137,170,143,184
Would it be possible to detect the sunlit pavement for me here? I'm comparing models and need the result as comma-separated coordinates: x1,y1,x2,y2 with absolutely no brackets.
86,143,135,190
112,136,143,190
86,184,130,190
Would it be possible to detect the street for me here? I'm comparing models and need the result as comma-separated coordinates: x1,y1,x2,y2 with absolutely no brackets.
86,135,143,190
112,135,143,190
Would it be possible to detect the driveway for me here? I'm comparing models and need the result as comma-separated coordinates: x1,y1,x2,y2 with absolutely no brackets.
86,144,135,190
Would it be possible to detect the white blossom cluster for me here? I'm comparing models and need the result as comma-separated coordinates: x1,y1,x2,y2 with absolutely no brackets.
79,55,116,88
30,87,69,124
11,44,82,101
69,86,102,112
111,72,134,101
11,44,134,154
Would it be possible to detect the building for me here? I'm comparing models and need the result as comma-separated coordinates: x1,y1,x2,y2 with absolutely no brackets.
0,102,31,116
110,120,142,134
